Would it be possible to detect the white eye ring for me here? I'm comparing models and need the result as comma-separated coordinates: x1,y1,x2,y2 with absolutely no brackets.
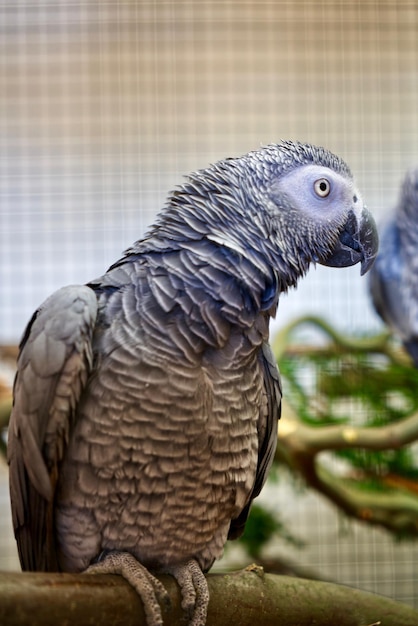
314,178,331,198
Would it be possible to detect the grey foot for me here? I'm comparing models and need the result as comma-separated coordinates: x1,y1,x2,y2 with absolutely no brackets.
168,559,209,626
84,551,170,626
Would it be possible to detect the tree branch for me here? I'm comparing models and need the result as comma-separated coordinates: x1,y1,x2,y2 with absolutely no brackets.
277,401,418,534
1,570,418,626
278,400,418,454
271,314,405,363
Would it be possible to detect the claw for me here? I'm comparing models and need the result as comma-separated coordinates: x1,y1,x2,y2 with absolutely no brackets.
84,552,208,626
84,551,170,626
168,559,209,626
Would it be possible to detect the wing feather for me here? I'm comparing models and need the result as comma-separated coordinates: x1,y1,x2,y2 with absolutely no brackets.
7,285,97,571
228,341,281,539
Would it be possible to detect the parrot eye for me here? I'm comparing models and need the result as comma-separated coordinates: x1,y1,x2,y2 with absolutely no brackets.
313,178,331,198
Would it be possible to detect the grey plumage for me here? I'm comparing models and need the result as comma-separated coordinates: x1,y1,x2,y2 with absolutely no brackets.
8,141,378,626
369,168,418,365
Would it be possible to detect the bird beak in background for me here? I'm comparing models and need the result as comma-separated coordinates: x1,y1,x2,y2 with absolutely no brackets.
320,207,379,275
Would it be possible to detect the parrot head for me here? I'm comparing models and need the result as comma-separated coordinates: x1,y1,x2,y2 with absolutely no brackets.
138,141,379,285
259,142,379,277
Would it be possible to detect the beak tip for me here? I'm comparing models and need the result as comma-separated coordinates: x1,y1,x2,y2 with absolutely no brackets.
319,207,379,274
359,212,379,276
360,252,377,276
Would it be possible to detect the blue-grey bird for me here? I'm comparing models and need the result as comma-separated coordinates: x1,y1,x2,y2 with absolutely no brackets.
8,141,378,626
369,168,418,365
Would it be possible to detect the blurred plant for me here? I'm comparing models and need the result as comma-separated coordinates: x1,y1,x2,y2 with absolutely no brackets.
270,315,418,540
0,399,10,458
239,501,304,561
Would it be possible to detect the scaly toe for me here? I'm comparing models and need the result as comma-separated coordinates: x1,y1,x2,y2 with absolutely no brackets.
169,559,209,626
85,551,170,626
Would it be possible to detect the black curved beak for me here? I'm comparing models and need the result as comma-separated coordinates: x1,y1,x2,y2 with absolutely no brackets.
320,207,379,275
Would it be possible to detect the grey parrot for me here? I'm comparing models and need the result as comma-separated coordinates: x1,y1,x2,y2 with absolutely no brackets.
369,168,418,365
8,141,378,626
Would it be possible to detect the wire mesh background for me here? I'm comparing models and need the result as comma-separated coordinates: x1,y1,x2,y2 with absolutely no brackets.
1,0,418,608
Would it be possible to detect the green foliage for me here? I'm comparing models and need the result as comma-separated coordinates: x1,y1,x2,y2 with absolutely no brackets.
239,503,304,559
280,326,418,482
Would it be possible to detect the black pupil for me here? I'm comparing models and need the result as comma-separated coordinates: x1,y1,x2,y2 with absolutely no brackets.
319,181,328,192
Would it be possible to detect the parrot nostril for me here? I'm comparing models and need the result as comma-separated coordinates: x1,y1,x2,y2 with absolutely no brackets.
353,195,358,203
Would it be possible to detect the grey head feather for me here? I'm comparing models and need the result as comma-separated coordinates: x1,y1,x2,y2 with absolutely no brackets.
125,141,373,295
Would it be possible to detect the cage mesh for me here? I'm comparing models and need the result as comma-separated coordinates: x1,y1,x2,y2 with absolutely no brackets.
1,0,418,608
